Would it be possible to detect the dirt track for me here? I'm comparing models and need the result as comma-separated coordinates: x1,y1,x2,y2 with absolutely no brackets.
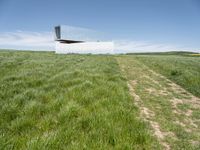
117,56,200,150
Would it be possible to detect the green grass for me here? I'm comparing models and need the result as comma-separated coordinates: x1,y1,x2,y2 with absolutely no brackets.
116,55,200,150
0,51,159,149
134,55,200,97
1,50,199,149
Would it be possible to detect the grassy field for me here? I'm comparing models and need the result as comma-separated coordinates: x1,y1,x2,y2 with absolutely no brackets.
134,54,200,97
0,51,159,149
0,50,199,149
117,55,200,149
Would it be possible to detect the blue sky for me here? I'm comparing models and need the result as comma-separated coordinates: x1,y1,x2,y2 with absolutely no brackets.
0,0,200,52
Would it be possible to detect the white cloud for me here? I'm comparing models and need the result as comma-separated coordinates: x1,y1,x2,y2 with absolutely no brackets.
114,40,196,53
0,28,198,53
0,31,54,50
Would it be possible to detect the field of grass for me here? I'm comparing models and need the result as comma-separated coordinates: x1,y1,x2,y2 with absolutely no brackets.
1,50,199,149
117,55,200,149
0,51,159,149
134,55,200,97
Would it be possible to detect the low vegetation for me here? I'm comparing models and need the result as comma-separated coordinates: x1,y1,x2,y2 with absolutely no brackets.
117,55,200,149
0,51,159,149
0,50,199,149
134,54,200,97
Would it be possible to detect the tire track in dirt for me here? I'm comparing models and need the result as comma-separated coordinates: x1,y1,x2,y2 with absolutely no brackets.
117,56,200,149
134,60,200,132
143,66,200,132
128,80,171,150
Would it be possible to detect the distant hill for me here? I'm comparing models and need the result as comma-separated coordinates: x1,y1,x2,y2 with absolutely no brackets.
126,51,199,55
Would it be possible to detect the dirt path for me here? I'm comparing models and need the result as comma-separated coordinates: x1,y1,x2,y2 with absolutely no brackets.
128,81,171,150
116,56,200,150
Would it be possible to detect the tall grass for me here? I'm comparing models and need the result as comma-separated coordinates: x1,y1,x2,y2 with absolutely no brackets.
0,51,158,149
